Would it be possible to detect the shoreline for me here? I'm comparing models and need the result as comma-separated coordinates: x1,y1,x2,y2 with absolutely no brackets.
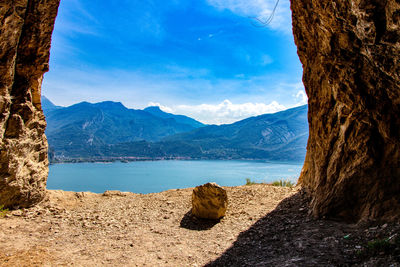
50,157,305,165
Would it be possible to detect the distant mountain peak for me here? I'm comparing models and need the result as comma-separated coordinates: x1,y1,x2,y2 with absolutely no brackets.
144,106,166,115
144,106,162,111
94,101,126,109
41,95,62,112
96,101,124,106
144,106,205,128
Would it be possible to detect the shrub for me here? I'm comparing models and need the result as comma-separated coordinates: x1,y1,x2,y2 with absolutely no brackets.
271,179,294,187
367,239,392,253
0,205,8,218
245,178,256,185
359,235,400,258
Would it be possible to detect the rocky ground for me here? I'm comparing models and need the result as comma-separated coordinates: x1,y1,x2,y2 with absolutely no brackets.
0,184,399,266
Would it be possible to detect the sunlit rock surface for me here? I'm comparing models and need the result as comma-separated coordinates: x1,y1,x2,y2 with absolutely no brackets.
192,183,228,220
291,0,400,221
0,1,60,208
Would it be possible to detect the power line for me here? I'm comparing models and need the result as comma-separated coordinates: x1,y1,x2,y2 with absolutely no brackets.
249,0,280,27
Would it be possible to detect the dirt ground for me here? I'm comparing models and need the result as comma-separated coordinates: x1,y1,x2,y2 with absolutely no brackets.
0,185,399,266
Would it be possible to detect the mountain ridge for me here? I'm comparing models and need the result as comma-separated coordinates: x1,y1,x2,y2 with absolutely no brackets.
42,96,308,162
144,106,205,128
43,97,206,156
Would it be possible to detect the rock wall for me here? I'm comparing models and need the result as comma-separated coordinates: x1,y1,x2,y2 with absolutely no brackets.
0,0,60,208
291,0,400,221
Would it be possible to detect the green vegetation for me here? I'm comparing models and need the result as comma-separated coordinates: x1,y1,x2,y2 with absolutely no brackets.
271,179,295,187
359,235,400,258
245,178,257,185
245,178,296,187
367,239,392,253
0,205,9,218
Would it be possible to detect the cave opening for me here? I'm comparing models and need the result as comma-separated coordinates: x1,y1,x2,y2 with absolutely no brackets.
1,0,399,223
40,1,309,195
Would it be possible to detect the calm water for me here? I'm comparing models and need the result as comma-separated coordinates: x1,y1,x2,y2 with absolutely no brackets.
47,160,303,194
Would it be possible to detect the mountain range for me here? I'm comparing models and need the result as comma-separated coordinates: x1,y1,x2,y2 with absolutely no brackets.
42,96,308,162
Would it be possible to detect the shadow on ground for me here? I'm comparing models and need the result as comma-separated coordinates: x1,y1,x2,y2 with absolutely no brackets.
180,210,220,231
205,191,400,267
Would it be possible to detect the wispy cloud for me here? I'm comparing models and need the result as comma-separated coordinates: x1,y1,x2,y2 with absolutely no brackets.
148,99,287,125
206,0,292,33
55,0,100,36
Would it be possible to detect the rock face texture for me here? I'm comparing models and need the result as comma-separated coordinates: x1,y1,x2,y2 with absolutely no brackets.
1,0,398,224
0,1,60,208
192,183,228,220
291,0,400,221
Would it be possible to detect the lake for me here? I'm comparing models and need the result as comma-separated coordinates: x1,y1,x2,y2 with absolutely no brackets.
47,160,303,194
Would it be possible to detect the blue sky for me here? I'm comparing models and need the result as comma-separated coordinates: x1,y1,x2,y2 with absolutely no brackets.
42,0,306,124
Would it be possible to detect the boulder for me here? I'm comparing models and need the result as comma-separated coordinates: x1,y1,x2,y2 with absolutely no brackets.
192,183,228,220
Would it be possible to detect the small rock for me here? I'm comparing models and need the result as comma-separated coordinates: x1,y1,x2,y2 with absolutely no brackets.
75,192,86,198
11,210,23,216
191,183,228,220
102,190,128,197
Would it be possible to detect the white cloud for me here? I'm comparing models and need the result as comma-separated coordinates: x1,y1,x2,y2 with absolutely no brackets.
206,0,292,33
43,66,305,118
147,99,286,125
147,102,174,113
295,90,308,105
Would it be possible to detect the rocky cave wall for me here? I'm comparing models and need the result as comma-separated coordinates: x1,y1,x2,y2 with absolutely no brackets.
0,1,399,221
291,0,400,221
0,0,60,208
